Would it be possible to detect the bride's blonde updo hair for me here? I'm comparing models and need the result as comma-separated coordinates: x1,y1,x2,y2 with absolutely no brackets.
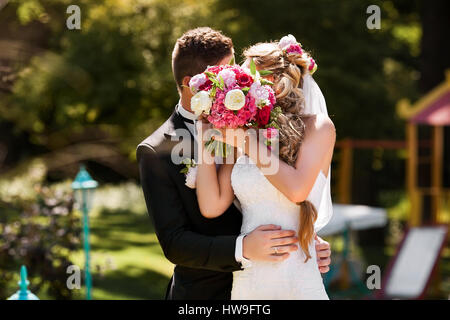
244,40,318,262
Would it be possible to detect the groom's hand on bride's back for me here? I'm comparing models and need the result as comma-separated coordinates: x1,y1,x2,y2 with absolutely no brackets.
315,235,331,273
242,225,298,262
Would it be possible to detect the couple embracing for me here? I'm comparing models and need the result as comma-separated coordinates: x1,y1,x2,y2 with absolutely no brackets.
137,27,335,300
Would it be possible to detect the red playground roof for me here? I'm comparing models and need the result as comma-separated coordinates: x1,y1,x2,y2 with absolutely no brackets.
397,70,450,126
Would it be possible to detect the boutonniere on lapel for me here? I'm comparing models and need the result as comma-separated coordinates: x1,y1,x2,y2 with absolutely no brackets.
180,158,197,189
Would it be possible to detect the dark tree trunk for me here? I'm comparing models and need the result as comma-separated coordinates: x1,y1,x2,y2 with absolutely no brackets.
419,0,450,93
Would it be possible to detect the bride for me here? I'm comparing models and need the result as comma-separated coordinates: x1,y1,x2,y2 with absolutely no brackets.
195,35,335,300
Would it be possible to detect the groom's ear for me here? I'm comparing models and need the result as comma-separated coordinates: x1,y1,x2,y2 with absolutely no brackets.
181,76,191,91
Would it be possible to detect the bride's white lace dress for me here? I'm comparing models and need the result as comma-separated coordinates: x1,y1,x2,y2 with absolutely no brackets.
230,155,329,300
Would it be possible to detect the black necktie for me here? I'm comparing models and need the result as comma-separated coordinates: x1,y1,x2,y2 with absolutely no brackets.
176,108,197,138
176,108,195,124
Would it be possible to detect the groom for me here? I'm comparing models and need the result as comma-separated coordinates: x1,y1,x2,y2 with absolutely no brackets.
137,27,332,300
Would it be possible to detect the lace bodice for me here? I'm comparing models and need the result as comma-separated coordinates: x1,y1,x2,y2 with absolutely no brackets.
230,155,329,300
231,155,327,234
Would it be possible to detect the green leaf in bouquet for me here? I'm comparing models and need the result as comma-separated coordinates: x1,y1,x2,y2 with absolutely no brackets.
258,70,273,76
210,86,217,98
204,138,232,158
205,139,220,155
204,138,214,150
204,71,217,80
249,59,256,76
218,142,234,158
241,87,250,95
210,76,224,90
260,78,274,86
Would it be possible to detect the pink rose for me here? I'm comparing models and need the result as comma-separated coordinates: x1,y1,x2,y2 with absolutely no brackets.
236,72,253,87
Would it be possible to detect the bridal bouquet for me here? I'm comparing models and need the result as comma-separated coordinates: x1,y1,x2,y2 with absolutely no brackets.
189,60,278,155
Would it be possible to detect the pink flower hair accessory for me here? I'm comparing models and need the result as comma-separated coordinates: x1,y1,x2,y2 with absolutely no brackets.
278,34,303,55
307,57,318,75
279,34,318,75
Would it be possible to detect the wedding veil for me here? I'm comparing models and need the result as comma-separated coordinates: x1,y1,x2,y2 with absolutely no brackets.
302,74,333,232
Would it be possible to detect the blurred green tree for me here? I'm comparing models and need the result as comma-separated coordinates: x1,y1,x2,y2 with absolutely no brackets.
3,0,424,149
2,0,221,160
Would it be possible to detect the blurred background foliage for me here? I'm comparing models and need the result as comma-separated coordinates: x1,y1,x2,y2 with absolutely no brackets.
1,0,440,204
1,0,425,167
0,0,449,299
0,172,80,299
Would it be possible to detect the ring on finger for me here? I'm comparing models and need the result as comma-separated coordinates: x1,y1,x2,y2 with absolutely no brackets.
273,246,279,254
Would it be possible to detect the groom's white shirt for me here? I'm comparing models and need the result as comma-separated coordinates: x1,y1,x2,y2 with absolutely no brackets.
177,103,251,269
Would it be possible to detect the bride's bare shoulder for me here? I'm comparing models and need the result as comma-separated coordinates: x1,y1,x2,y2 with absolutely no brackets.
305,114,335,139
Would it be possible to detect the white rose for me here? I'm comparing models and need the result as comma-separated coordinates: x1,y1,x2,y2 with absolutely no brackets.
224,89,246,111
191,91,212,116
185,166,197,189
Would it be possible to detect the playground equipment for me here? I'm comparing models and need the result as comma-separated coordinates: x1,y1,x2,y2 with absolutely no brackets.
335,139,409,204
377,225,448,299
326,71,449,297
397,69,450,227
334,70,449,227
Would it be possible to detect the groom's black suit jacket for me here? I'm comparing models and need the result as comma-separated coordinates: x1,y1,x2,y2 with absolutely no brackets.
137,110,243,300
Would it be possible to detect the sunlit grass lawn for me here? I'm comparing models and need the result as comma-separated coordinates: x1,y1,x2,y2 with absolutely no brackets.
71,208,173,300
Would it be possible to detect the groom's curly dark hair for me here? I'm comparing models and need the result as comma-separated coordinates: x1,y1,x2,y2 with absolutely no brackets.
172,27,233,90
